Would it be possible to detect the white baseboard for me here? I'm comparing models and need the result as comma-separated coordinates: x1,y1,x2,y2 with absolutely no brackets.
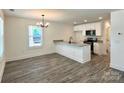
6,51,55,62
110,63,124,72
0,60,5,82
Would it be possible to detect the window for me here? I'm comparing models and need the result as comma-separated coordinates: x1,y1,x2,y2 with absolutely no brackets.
0,17,3,58
28,25,43,47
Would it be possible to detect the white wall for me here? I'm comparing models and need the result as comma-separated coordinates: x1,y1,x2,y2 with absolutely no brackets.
102,20,111,55
110,10,124,71
104,21,111,53
5,16,73,61
0,9,5,82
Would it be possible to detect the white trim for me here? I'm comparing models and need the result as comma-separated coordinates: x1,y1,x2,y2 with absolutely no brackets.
6,51,55,62
0,59,5,82
110,63,124,72
0,17,4,59
28,25,43,48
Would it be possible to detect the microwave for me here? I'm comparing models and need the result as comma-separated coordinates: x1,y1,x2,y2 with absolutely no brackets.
86,30,96,36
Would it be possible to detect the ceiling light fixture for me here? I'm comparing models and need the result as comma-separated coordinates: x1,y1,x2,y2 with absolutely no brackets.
73,22,77,25
84,20,87,22
36,14,49,29
99,17,103,20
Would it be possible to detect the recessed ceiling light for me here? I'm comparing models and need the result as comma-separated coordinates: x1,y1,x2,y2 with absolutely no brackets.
84,20,87,22
73,22,77,24
99,17,103,20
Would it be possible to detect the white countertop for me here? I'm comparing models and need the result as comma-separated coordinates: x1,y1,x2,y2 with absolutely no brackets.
54,41,90,47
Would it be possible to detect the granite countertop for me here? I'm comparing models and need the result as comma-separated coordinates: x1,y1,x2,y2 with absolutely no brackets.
54,41,90,47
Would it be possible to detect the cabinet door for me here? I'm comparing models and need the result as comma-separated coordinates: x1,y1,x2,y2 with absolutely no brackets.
56,44,63,54
79,24,83,31
74,25,83,31
82,24,86,31
94,43,99,54
94,43,104,55
95,22,102,36
83,45,91,62
65,45,74,58
90,23,95,30
85,24,90,30
82,31,85,36
82,24,86,36
74,47,83,61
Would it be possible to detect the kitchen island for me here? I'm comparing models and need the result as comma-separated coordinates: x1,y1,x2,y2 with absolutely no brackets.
54,42,91,63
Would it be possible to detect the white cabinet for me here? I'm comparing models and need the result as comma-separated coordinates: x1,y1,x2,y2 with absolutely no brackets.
55,44,64,55
94,42,103,55
82,24,86,36
82,31,85,36
85,24,90,30
74,22,102,36
83,46,91,62
94,43,99,54
95,22,102,36
73,24,83,31
90,23,95,30
55,43,91,63
82,24,86,31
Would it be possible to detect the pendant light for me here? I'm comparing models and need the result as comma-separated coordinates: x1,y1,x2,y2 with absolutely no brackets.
36,14,49,29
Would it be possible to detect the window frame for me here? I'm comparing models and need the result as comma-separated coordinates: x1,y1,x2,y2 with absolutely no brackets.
0,17,4,61
28,25,43,49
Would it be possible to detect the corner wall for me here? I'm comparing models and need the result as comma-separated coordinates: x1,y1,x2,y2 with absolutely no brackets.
102,20,111,55
5,16,73,61
0,9,5,82
110,10,124,71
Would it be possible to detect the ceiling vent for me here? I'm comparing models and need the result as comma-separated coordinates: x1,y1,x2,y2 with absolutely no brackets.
9,9,15,12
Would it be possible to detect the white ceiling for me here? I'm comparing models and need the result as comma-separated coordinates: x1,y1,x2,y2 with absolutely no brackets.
3,9,118,24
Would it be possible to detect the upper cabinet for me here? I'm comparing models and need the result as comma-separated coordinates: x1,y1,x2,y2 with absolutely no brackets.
90,23,95,30
82,24,87,36
95,22,102,36
73,22,102,36
73,24,84,31
85,24,91,30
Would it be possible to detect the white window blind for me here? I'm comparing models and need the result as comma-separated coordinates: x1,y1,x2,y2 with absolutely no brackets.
28,26,43,47
0,17,3,58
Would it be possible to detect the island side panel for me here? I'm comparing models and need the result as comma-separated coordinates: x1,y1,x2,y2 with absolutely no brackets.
55,42,91,63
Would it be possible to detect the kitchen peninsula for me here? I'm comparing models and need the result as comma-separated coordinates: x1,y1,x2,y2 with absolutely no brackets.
55,42,91,63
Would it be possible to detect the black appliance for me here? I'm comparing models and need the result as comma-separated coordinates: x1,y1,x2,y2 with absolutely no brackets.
84,37,97,54
87,37,97,42
86,30,96,36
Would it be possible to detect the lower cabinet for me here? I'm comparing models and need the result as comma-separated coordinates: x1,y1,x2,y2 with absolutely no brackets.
55,43,91,63
94,42,103,55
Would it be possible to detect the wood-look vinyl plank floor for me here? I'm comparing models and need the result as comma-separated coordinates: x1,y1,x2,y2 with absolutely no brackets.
2,53,124,83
